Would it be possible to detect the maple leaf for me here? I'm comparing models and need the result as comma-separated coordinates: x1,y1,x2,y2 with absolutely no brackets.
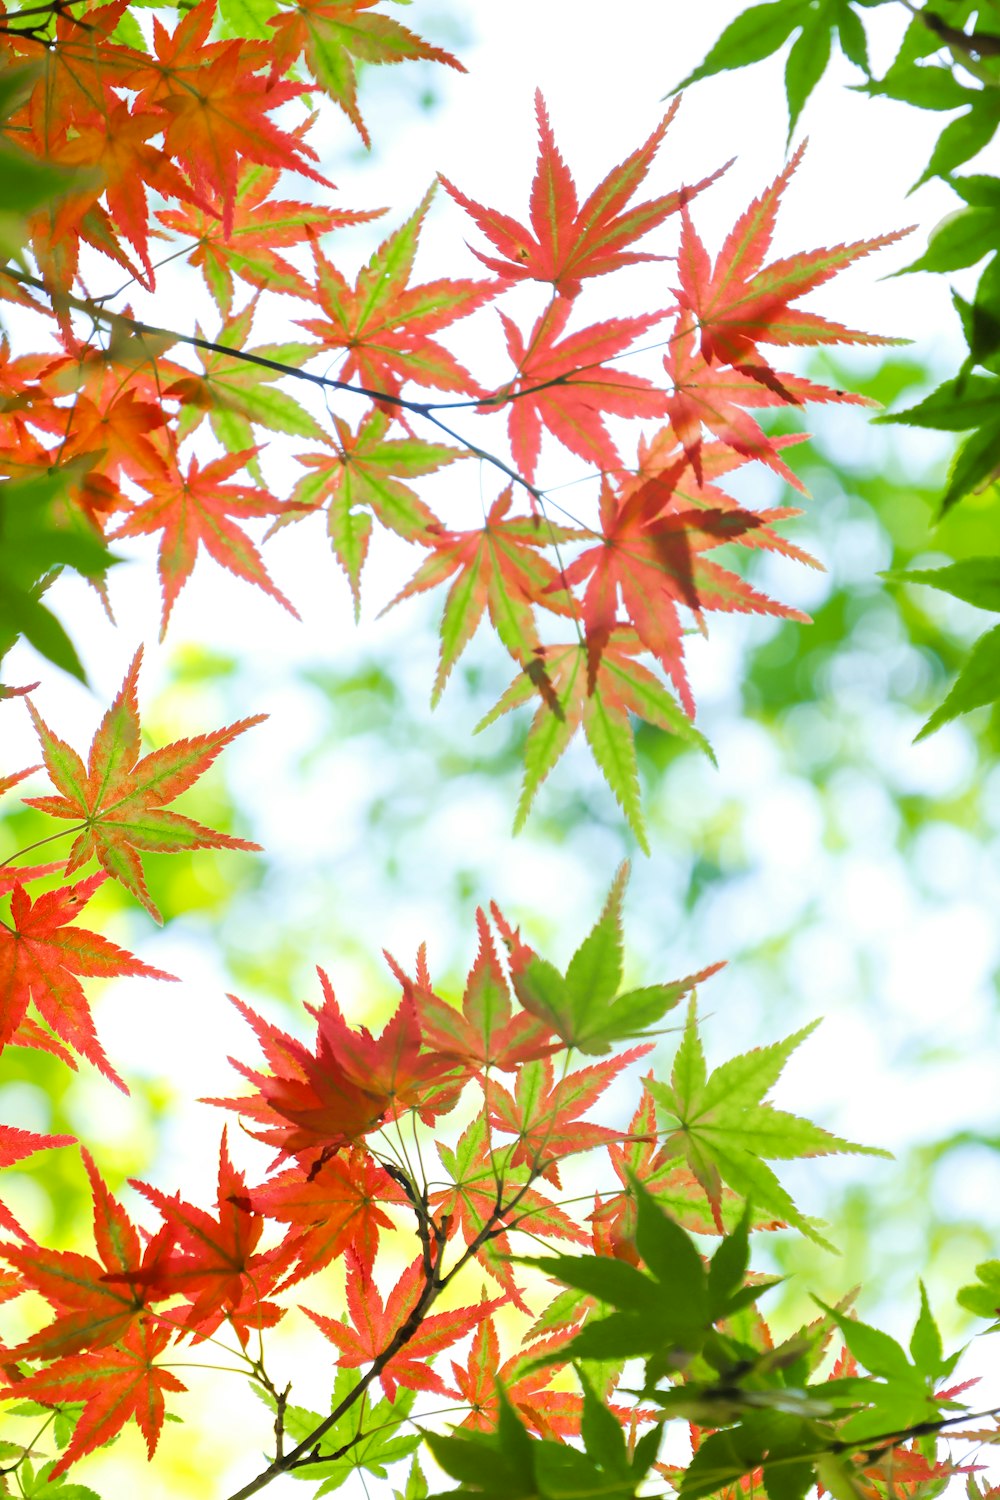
453,1320,645,1441
452,1315,583,1439
476,628,713,849
208,971,466,1163
673,143,908,386
251,1146,405,1282
561,470,810,713
386,487,581,701
47,98,205,287
166,300,327,466
432,1113,586,1311
111,446,301,636
297,188,498,397
128,0,332,236
0,766,40,796
55,386,169,503
23,647,265,922
664,314,872,487
411,908,555,1072
493,300,668,481
441,92,724,299
0,1123,74,1240
268,0,465,147
486,1046,652,1189
304,1250,501,1399
1,1148,176,1362
589,1082,784,1264
284,407,455,616
157,157,384,315
496,864,724,1056
647,999,890,1246
0,869,175,1090
11,1319,186,1478
131,1130,297,1343
626,426,821,573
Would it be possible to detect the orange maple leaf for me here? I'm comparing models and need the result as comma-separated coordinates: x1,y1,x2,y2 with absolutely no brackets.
23,648,264,921
442,91,724,299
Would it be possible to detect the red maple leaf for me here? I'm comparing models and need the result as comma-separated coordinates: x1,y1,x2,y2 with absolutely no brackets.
125,0,330,236
441,92,724,299
304,1250,501,1399
298,189,497,397
208,971,467,1164
560,469,809,713
385,487,580,701
132,1131,296,1342
0,767,41,797
492,300,667,481
625,426,819,572
47,99,205,287
485,1046,652,1189
673,142,907,385
23,648,264,922
110,446,301,636
251,1146,405,1282
0,1124,75,1241
452,1316,583,1438
410,908,555,1072
11,1320,186,1478
1,1149,176,1363
0,870,174,1089
663,314,871,487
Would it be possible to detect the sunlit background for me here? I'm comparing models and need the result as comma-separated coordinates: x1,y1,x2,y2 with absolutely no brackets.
3,1,1000,1493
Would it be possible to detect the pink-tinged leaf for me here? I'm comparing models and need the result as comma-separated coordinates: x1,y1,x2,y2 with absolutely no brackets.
442,92,726,298
673,146,910,382
490,301,667,481
111,448,301,637
297,188,498,398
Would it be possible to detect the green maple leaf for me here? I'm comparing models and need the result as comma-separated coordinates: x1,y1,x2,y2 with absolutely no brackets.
647,1002,890,1247
503,863,722,1055
284,406,458,616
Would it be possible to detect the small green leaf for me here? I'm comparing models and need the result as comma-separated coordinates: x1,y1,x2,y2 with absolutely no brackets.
834,2,869,70
909,1282,944,1376
707,1203,751,1320
898,207,1000,275
957,1259,1000,1321
879,374,1000,430
817,1303,914,1381
578,1367,629,1476
886,558,1000,611
785,10,833,139
915,99,1000,187
672,1,811,90
916,621,1000,738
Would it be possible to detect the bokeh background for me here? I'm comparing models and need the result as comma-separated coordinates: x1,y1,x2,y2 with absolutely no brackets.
2,1,1000,1492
